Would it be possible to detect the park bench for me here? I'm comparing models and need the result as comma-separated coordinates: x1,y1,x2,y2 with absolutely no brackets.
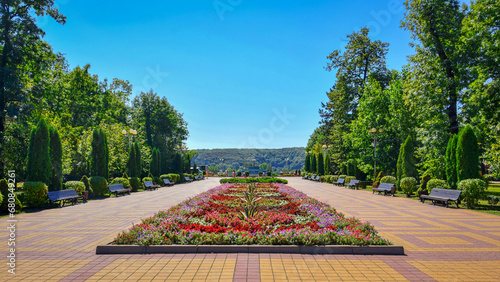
163,179,174,187
47,189,84,208
302,175,309,180
143,181,159,191
372,183,396,196
310,175,317,181
345,180,360,189
199,175,204,180
333,178,345,186
420,188,461,208
108,184,131,197
194,176,200,181
312,175,320,181
184,176,193,183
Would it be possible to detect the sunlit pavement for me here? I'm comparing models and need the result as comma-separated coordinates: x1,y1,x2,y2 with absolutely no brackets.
2,177,500,281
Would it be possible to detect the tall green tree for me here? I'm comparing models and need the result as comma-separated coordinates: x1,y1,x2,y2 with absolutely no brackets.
325,152,331,175
456,125,480,182
317,153,325,176
90,129,109,178
0,1,65,178
402,135,417,179
134,142,141,177
396,144,404,189
304,153,310,172
127,144,137,177
49,126,62,191
446,134,459,189
26,118,51,185
311,154,317,175
149,148,160,177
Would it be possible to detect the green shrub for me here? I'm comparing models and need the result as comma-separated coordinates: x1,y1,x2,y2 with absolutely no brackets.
458,178,487,209
64,181,85,195
89,176,108,197
483,174,494,182
128,177,143,192
400,177,417,196
161,174,180,183
373,171,384,187
446,134,459,189
49,126,63,191
420,174,431,191
338,175,347,179
345,176,356,184
90,128,109,179
142,177,153,182
23,181,48,208
457,125,481,182
331,175,339,181
0,179,22,213
317,153,324,176
380,175,396,184
219,177,288,184
485,195,499,206
111,177,130,187
426,179,449,193
26,118,51,185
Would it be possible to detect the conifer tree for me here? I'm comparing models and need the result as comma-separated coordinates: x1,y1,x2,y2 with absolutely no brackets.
446,134,458,189
49,126,63,191
457,125,480,182
26,118,51,185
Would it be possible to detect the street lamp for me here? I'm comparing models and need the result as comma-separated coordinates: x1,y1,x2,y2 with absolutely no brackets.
121,128,137,145
369,128,383,180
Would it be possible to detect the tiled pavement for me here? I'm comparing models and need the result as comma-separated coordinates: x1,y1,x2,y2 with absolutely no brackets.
2,177,500,281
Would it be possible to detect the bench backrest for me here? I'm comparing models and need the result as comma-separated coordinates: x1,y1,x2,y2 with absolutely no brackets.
47,189,79,201
144,181,154,187
429,188,461,200
378,183,395,190
185,177,192,181
347,180,360,185
337,178,345,184
164,179,172,184
109,184,125,192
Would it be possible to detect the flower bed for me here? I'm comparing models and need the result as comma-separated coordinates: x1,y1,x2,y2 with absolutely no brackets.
113,183,391,246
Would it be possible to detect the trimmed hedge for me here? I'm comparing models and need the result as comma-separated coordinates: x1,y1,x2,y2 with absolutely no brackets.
24,181,48,208
142,177,153,182
89,176,108,197
458,178,487,209
426,179,449,193
400,177,417,197
219,177,288,184
160,174,180,184
64,181,85,195
128,177,143,192
380,175,396,184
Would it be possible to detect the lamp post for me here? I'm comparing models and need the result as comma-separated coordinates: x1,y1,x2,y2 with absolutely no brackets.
369,128,383,181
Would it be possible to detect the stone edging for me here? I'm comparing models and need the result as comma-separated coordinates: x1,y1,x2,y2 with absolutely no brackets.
96,244,404,255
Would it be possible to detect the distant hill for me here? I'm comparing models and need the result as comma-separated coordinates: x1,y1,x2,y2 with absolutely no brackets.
192,147,305,171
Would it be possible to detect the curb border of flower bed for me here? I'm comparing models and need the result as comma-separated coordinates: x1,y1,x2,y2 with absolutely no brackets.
96,244,404,255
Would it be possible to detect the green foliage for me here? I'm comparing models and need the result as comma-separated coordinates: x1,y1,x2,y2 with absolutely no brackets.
305,154,310,172
64,181,85,195
420,174,431,191
142,177,153,182
0,179,22,213
311,154,317,175
26,118,51,185
128,177,143,192
89,176,108,198
458,178,487,209
49,126,63,191
127,144,137,177
457,125,481,182
380,175,396,184
345,176,356,185
90,128,109,178
317,153,324,176
80,175,91,192
324,152,331,175
160,174,180,183
373,171,384,187
426,179,449,193
396,143,404,189
219,177,288,184
400,177,417,197
402,135,417,179
446,135,459,189
111,177,130,188
135,142,142,177
23,181,48,208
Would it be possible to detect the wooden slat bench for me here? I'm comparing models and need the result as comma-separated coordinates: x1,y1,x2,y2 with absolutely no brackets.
47,189,84,208
108,184,131,197
143,181,159,191
345,180,360,189
184,177,193,183
163,179,175,187
309,175,317,181
313,176,320,181
333,178,345,186
420,188,461,208
372,183,396,196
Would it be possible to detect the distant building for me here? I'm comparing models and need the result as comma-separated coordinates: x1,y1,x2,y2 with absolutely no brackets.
241,167,267,176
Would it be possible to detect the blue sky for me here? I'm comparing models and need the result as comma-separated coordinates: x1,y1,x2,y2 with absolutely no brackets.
39,0,414,150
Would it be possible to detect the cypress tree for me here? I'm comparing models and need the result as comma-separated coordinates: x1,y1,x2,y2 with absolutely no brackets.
396,144,404,189
457,125,480,182
402,135,417,179
90,129,109,178
445,134,458,189
317,153,324,176
127,145,137,177
135,142,141,177
149,148,159,177
26,118,51,185
325,152,331,175
305,154,310,172
311,154,317,175
49,126,63,191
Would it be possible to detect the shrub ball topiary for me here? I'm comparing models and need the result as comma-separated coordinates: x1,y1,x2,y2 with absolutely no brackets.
111,177,131,188
400,177,417,197
373,171,384,187
23,181,48,208
420,174,431,191
380,175,396,184
64,181,86,195
0,179,22,213
426,179,449,193
128,177,143,192
458,178,487,209
89,176,108,198
142,177,153,182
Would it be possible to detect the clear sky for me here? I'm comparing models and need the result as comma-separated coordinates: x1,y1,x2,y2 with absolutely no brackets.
39,0,414,150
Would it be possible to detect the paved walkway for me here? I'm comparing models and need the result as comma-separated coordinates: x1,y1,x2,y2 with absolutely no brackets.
1,177,499,281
